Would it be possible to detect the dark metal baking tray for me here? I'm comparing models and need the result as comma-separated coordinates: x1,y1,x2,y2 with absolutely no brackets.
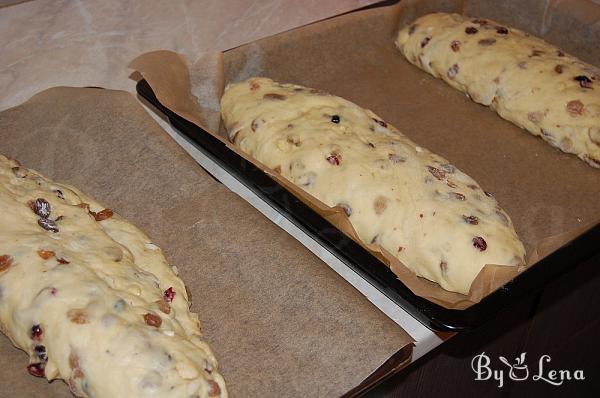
136,79,600,332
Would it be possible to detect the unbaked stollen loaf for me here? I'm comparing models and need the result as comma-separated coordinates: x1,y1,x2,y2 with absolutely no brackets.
0,154,226,398
395,12,600,168
220,77,525,295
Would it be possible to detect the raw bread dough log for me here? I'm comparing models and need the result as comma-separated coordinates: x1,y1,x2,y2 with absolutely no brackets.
395,13,600,168
0,155,226,398
220,78,525,295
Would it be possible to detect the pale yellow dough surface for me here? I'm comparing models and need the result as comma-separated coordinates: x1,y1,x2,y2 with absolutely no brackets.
395,12,600,168
0,155,226,398
221,77,525,294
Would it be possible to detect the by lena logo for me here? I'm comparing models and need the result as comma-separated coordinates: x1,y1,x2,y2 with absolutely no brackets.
498,352,528,381
471,352,585,388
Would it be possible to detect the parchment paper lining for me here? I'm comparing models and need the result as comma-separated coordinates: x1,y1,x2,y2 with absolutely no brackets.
0,87,413,398
130,0,600,310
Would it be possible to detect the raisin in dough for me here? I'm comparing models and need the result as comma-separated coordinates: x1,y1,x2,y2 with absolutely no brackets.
395,13,600,168
220,78,525,295
0,155,226,398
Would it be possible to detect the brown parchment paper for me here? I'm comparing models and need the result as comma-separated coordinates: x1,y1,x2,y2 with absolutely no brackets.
130,0,600,310
0,87,413,398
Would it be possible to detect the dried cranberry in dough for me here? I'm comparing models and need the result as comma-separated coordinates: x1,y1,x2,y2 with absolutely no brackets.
0,255,12,272
447,64,460,79
27,362,45,378
326,153,341,166
164,287,176,303
208,380,221,397
473,236,488,251
92,208,113,221
156,299,171,315
37,250,55,260
30,324,43,341
144,313,162,328
574,75,593,89
34,345,47,361
30,198,51,218
463,215,479,225
567,100,584,116
37,218,59,232
450,192,466,201
427,166,446,180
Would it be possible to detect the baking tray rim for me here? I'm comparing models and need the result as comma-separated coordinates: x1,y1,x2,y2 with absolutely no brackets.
135,78,600,332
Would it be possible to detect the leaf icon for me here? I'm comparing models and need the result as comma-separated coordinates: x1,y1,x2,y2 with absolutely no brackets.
518,352,527,365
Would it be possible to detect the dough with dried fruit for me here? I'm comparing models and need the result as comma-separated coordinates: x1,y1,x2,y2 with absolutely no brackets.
395,12,600,168
0,155,226,398
220,77,525,294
